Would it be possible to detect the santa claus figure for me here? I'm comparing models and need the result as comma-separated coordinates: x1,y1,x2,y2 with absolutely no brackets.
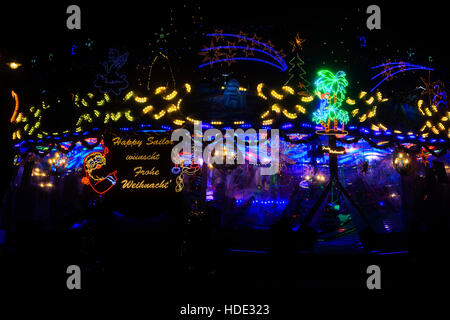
81,147,117,195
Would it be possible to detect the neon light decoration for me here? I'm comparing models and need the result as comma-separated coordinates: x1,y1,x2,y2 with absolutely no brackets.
393,149,412,175
94,48,129,96
360,36,366,48
10,90,20,123
81,147,118,195
312,70,350,133
256,83,314,124
199,33,287,71
416,77,448,137
370,62,433,92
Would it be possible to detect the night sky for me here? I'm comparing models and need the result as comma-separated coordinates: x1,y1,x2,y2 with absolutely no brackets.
1,1,448,92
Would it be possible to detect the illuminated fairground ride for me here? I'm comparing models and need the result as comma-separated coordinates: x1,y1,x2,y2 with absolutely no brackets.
6,36,450,246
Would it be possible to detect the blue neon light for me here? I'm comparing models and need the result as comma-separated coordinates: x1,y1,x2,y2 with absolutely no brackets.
206,33,286,65
372,61,423,69
371,63,415,80
236,199,288,205
202,33,288,71
228,249,268,254
371,62,433,80
137,129,166,133
71,219,86,229
370,66,434,92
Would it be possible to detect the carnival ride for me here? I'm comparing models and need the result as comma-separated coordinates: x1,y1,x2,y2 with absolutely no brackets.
6,31,450,251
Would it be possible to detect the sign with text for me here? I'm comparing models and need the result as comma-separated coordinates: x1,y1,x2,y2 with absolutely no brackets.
103,131,181,217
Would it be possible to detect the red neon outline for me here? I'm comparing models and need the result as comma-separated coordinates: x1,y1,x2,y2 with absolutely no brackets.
82,150,118,195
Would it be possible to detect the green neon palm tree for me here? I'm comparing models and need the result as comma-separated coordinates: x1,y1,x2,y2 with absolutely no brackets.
312,70,350,131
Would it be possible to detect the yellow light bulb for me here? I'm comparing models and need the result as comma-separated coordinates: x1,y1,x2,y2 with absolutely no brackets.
9,62,22,69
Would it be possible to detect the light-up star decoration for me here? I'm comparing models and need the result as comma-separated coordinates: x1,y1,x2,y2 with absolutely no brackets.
198,33,288,72
289,33,306,52
312,70,350,135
